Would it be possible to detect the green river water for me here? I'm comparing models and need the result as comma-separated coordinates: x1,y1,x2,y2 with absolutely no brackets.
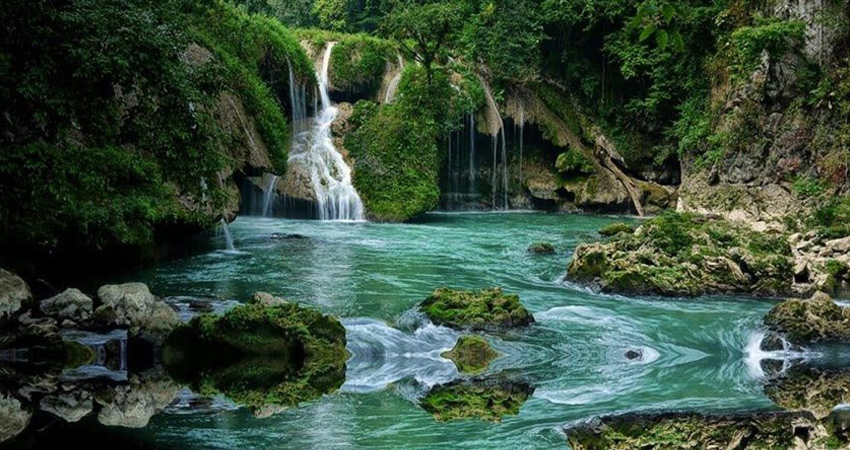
6,213,791,449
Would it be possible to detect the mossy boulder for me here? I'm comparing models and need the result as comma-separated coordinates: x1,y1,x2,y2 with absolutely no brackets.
420,378,534,422
765,366,850,420
528,243,556,254
598,222,635,237
420,288,535,331
566,412,822,450
442,336,499,374
764,292,850,344
568,212,794,297
163,300,347,413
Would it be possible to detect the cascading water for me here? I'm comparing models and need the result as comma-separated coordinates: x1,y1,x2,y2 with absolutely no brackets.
220,219,236,252
518,102,525,188
468,113,476,187
285,43,365,221
261,175,279,218
384,54,404,104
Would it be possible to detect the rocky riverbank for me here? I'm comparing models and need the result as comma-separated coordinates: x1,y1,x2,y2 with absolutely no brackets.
567,212,850,298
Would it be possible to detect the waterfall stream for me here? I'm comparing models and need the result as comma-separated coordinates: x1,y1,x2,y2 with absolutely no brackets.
261,175,279,218
284,43,365,221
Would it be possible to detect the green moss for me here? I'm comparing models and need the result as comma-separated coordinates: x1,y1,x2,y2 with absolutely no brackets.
569,212,794,297
420,378,533,422
62,341,96,370
555,149,594,174
598,223,635,237
442,336,499,375
345,65,454,222
764,292,850,344
163,301,347,411
330,37,396,98
420,288,534,331
567,412,801,450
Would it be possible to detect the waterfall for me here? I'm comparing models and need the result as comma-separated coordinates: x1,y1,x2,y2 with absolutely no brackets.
261,175,279,217
384,54,404,104
288,60,308,126
478,76,506,211
518,103,524,188
501,128,508,209
491,136,497,209
285,43,365,221
468,113,476,187
220,219,236,252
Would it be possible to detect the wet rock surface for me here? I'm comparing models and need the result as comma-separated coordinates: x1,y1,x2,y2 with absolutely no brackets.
0,268,32,320
420,288,534,331
765,292,850,344
568,212,795,297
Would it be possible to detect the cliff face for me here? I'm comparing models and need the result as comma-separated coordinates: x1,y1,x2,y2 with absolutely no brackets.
678,0,850,227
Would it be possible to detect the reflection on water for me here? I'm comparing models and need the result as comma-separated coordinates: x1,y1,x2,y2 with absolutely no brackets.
4,213,850,449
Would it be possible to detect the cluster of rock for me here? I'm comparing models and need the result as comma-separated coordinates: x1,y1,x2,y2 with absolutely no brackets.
764,291,850,344
565,410,848,450
0,363,179,444
568,213,795,297
788,233,850,295
1,268,178,348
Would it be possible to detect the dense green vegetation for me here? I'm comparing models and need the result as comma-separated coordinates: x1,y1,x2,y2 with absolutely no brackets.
0,0,310,269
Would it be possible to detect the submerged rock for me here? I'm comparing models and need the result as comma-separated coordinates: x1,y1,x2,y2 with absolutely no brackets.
40,289,93,325
94,283,178,340
442,336,499,374
568,212,794,297
565,411,844,450
764,292,850,344
527,243,556,254
420,378,534,422
420,288,534,331
0,268,32,319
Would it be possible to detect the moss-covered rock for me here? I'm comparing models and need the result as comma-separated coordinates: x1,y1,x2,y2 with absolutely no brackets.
420,288,535,331
765,366,850,420
527,243,556,254
598,223,635,237
566,411,828,450
163,301,347,413
764,292,850,344
568,212,794,297
442,336,498,375
420,378,533,422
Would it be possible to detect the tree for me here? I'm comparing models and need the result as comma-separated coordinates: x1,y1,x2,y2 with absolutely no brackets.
382,0,466,84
